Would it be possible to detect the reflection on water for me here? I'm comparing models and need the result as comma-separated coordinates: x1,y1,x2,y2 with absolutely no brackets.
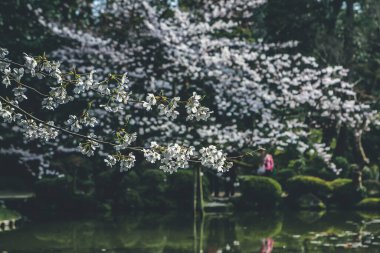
0,211,380,253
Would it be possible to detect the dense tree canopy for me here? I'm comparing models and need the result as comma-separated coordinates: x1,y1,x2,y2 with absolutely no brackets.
0,0,379,180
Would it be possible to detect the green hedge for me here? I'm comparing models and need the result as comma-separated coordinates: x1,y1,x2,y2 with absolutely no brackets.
356,198,380,210
238,176,282,208
286,176,332,200
330,178,365,207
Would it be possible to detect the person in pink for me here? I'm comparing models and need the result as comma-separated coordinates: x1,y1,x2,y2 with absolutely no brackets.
260,238,274,253
263,152,274,176
257,149,274,176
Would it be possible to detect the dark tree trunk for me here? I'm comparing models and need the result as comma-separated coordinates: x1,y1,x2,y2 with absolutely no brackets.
352,130,370,189
334,125,347,157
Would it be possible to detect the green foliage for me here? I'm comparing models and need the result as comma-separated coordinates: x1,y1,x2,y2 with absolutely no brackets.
329,178,352,190
238,175,282,208
166,170,193,209
286,155,336,181
363,180,380,198
363,165,379,181
118,188,143,210
330,178,365,207
137,169,169,210
286,176,332,200
334,156,350,177
34,177,72,200
34,177,97,215
301,155,336,181
0,206,21,221
356,198,380,211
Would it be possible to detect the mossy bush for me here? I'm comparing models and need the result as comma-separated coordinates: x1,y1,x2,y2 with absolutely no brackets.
303,168,337,181
356,198,380,210
286,176,332,200
329,178,352,189
330,178,365,207
238,176,282,208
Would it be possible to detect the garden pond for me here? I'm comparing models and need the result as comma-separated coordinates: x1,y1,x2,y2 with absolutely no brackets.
0,210,380,252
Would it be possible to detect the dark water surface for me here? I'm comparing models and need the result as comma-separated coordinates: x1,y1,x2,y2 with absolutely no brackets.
1,211,380,253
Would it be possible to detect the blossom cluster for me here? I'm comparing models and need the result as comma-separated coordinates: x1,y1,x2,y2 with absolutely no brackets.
104,153,136,172
0,47,225,174
143,142,232,173
186,92,212,121
200,145,233,172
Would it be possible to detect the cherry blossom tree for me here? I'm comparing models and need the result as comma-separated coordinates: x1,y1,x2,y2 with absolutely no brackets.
1,0,379,195
38,0,379,176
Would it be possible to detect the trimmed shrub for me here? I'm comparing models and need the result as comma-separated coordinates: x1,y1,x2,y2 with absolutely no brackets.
330,178,365,207
238,176,282,208
329,178,352,190
303,168,336,181
286,176,332,200
356,198,380,210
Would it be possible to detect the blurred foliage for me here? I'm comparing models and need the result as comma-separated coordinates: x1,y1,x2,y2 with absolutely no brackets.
31,166,210,214
238,175,282,208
